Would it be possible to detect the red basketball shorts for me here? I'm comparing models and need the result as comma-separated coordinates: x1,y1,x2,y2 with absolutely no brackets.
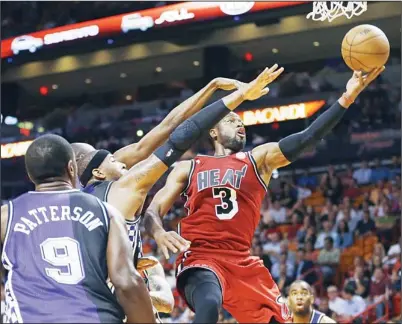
176,251,291,323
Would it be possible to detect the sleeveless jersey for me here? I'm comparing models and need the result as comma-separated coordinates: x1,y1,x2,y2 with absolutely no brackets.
82,181,142,268
310,309,325,323
1,189,124,323
83,181,160,320
180,152,267,255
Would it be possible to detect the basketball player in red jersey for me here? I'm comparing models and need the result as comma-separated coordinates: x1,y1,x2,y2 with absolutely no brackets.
144,67,385,323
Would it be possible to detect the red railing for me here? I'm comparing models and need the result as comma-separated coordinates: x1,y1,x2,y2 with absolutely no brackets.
338,296,389,324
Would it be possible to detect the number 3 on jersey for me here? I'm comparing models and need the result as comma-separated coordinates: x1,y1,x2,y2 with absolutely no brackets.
40,237,85,285
212,187,239,220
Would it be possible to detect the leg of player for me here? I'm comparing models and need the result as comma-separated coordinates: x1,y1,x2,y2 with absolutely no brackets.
179,269,223,323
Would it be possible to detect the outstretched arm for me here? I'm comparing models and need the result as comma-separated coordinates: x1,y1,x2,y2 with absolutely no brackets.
143,160,192,258
114,78,243,169
252,67,385,184
109,66,284,218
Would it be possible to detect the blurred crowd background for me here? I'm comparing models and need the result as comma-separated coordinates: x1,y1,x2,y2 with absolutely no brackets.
1,1,401,323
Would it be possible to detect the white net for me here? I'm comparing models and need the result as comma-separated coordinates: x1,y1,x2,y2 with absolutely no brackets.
306,1,367,22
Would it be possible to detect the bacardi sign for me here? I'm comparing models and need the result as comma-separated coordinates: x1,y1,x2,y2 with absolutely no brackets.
238,100,326,126
1,140,33,159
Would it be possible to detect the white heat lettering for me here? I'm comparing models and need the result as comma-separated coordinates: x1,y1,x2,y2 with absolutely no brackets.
197,165,248,191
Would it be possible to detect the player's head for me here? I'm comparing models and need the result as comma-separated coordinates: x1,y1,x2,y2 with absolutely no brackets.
25,134,77,187
209,112,246,153
288,280,314,316
71,143,127,187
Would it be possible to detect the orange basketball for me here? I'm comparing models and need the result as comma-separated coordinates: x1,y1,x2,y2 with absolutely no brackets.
341,24,390,73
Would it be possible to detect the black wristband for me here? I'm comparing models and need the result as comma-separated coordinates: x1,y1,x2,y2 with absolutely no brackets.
154,99,231,167
278,101,346,162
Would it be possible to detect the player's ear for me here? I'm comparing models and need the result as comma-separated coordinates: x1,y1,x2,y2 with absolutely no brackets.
209,128,217,141
92,168,106,180
67,160,77,184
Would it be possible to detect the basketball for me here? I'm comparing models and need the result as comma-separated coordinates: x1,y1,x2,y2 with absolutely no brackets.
341,24,390,72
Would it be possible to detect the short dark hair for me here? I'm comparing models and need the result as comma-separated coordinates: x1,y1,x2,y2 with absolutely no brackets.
325,236,334,245
25,134,74,184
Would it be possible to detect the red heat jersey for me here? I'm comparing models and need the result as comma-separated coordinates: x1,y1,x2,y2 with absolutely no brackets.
179,152,267,254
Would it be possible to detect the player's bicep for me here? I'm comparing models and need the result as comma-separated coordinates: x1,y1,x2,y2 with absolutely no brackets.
149,161,191,217
1,204,9,244
105,203,139,287
252,142,291,172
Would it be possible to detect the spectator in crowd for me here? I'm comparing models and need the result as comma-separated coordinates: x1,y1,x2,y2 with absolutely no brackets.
336,203,360,233
271,252,294,281
304,239,319,262
353,160,372,185
370,180,389,205
343,178,362,200
338,284,367,322
323,176,343,205
369,267,390,319
294,248,317,285
318,297,334,320
276,263,294,295
345,265,370,299
262,232,282,264
317,237,340,285
354,210,376,237
340,165,355,188
296,216,312,244
370,158,391,183
374,195,390,218
251,244,271,270
336,219,354,249
383,238,401,266
264,200,288,225
327,286,346,317
315,220,339,250
297,169,317,188
390,258,401,292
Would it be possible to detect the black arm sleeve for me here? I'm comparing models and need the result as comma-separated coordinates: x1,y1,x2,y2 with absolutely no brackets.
278,101,346,162
154,99,230,166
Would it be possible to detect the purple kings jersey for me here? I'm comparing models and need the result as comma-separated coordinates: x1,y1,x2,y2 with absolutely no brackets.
1,189,125,323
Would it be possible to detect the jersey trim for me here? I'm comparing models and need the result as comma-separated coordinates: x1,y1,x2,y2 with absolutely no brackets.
181,160,195,195
247,151,268,192
181,160,195,217
4,269,24,323
1,201,14,271
125,217,141,225
28,189,80,194
95,198,109,231
103,181,114,201
310,309,325,323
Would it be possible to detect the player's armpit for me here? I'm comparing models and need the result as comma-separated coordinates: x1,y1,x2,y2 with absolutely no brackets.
320,315,337,323
251,142,291,182
144,160,191,236
109,154,169,218
105,202,156,323
1,204,9,244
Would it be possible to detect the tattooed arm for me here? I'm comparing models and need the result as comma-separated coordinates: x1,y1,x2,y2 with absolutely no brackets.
146,258,174,314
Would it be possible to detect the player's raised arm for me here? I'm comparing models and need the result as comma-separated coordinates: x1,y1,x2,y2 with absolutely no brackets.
143,161,192,259
251,67,385,183
105,202,156,324
110,65,284,217
114,78,245,169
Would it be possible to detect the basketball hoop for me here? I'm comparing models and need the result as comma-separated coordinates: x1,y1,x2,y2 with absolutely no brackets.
306,1,367,22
